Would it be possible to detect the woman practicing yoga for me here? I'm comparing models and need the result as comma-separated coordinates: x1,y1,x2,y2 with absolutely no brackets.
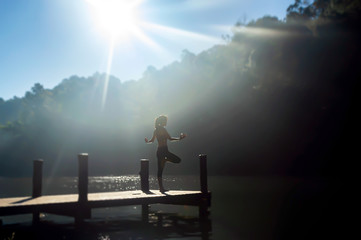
145,115,186,192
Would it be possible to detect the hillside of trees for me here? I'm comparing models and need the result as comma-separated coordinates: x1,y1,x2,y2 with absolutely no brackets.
1,0,360,177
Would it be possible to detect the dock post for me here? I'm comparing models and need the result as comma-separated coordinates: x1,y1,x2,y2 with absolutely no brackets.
140,159,149,192
199,154,210,221
199,154,208,194
78,153,88,202
32,159,43,224
76,153,89,225
32,159,43,198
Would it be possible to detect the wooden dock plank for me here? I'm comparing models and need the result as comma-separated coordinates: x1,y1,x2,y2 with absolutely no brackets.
0,190,207,217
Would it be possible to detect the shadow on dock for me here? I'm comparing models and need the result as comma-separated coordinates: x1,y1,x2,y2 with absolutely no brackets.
0,210,212,240
11,197,35,205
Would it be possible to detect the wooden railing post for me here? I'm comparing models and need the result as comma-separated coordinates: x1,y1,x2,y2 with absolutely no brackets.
140,159,149,192
78,153,88,202
199,154,210,221
199,154,208,194
32,159,43,198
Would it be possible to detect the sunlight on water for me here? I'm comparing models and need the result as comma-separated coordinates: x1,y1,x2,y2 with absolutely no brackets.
89,175,141,191
86,175,199,192
43,175,199,196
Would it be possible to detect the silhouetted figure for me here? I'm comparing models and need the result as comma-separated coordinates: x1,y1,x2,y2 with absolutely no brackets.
145,115,186,193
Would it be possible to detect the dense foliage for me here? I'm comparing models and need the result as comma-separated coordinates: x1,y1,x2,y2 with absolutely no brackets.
1,0,360,177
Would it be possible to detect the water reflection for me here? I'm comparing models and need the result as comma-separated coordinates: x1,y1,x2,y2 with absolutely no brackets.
0,208,212,240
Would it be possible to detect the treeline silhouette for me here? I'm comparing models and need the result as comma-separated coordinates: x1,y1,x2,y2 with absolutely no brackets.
1,0,360,177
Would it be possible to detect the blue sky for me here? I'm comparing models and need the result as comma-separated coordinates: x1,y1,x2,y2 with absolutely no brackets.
0,0,294,100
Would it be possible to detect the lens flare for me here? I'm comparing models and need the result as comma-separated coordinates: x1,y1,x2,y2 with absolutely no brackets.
87,0,143,40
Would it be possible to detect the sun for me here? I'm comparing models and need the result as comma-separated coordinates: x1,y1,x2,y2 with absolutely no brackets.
87,0,142,40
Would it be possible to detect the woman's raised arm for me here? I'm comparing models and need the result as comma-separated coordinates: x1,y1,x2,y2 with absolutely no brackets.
168,131,187,141
145,130,156,143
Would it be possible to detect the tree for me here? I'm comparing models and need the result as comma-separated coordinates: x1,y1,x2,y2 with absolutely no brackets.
31,83,45,95
286,0,317,22
143,65,157,78
286,0,361,21
247,15,282,28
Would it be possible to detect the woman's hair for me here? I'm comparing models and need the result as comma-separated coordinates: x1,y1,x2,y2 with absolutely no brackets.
155,115,168,128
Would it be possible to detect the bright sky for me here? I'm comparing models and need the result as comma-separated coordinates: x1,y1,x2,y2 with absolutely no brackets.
0,0,294,100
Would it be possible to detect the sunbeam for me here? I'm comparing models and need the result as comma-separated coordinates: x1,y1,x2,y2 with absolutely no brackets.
101,37,115,111
235,26,291,37
215,24,293,38
130,25,164,52
141,22,221,43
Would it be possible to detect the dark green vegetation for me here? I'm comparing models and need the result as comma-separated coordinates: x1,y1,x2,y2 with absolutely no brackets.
1,0,360,177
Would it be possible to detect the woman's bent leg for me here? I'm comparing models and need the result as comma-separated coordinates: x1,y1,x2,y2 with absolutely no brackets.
157,147,179,192
165,151,181,164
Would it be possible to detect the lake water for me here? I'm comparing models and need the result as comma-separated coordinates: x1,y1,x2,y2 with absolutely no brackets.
0,175,344,239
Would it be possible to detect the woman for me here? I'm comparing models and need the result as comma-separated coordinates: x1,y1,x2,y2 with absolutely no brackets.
145,115,186,192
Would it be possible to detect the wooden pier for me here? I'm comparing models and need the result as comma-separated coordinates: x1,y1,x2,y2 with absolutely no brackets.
0,154,211,224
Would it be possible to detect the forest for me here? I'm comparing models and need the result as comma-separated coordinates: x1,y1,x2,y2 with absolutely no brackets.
1,0,360,177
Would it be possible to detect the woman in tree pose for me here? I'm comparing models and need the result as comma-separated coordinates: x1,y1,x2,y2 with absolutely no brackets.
145,115,186,192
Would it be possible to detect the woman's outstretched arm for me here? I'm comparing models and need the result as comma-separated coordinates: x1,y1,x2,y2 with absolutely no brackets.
145,130,156,143
168,132,187,141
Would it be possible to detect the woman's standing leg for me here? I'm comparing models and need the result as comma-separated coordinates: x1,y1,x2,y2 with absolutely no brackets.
157,150,167,192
